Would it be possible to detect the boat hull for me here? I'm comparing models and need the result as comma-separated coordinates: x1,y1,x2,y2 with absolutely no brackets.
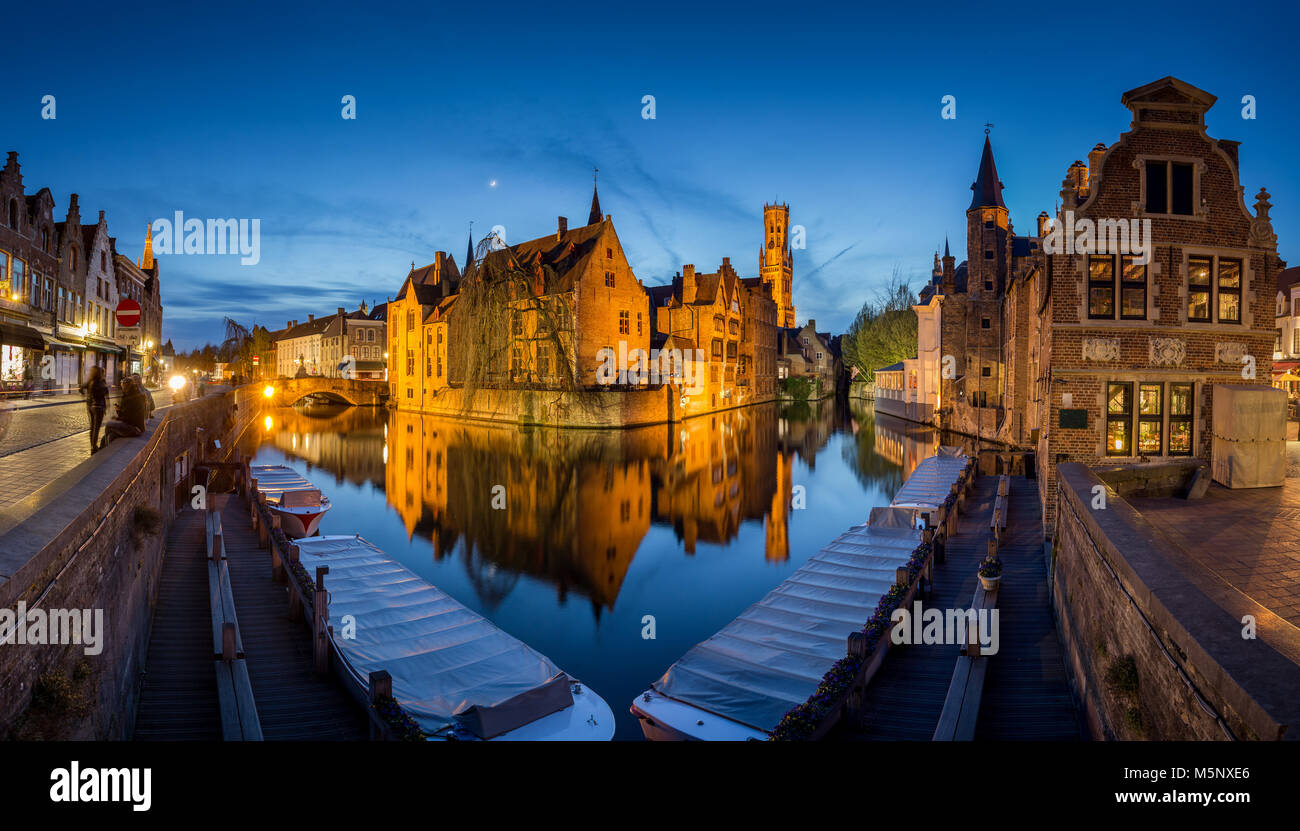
273,505,329,538
630,689,769,741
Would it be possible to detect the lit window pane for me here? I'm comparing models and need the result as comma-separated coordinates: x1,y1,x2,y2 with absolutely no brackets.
1090,257,1114,281
1139,420,1162,453
1107,420,1131,454
1139,384,1162,415
1090,288,1114,317
1122,287,1145,317
1108,383,1130,414
1218,260,1241,288
1188,259,1211,286
1122,257,1146,282
1170,384,1193,416
1188,291,1210,321
1169,421,1191,453
1218,292,1240,322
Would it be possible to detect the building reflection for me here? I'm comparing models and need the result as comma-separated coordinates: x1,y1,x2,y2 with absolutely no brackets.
250,400,870,615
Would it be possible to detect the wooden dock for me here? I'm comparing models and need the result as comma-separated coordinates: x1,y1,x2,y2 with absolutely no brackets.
134,489,366,740
835,474,1083,740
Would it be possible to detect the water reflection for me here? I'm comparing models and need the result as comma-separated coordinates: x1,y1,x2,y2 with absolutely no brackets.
248,400,953,615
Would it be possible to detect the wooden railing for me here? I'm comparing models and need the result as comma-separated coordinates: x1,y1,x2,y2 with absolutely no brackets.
204,467,263,741
247,480,422,740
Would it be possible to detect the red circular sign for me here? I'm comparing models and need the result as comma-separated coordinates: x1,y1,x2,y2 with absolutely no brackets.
115,299,141,328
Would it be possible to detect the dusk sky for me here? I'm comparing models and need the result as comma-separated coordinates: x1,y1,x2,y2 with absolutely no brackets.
5,0,1297,349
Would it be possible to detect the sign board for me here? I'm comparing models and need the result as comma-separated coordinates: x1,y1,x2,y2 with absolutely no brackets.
118,327,142,347
252,355,260,366
1059,408,1087,429
115,299,142,328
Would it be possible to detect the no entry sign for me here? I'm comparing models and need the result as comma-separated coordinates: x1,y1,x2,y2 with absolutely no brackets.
115,299,142,328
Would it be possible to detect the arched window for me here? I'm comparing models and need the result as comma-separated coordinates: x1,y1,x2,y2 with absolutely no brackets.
41,228,49,252
69,247,77,271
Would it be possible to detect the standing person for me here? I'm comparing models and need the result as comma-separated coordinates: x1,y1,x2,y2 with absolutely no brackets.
79,365,108,452
103,377,148,444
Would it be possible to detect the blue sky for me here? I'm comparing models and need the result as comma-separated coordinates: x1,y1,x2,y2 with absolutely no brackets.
4,0,1297,349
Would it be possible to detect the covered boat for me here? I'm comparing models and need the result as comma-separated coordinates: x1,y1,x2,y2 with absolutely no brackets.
889,446,969,517
252,464,331,538
295,535,615,741
632,507,921,740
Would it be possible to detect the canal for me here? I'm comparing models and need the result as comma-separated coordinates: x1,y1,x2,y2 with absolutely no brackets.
237,398,951,739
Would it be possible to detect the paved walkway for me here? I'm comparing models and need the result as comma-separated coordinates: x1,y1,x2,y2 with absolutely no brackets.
0,388,171,510
1130,479,1300,630
837,475,1081,740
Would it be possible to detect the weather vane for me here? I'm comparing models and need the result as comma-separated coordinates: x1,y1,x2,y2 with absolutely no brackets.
984,122,994,135
593,165,599,185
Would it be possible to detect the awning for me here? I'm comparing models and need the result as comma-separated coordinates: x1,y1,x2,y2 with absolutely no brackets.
0,321,46,350
42,334,85,350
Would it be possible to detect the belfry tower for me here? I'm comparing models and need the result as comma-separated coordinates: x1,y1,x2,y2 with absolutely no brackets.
759,202,795,328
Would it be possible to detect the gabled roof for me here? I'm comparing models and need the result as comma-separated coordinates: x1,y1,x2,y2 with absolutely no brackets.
477,219,610,295
1278,266,1300,296
1121,76,1216,111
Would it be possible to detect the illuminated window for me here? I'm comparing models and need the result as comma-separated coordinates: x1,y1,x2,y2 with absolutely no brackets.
1188,256,1241,324
1138,383,1163,454
1106,382,1133,456
1218,259,1241,323
1120,255,1147,319
1169,383,1193,455
1088,255,1115,319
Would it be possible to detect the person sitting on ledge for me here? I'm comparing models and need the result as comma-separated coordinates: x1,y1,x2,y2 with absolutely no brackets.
101,378,149,447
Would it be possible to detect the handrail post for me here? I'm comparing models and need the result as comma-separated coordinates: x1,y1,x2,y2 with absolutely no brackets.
369,670,393,741
287,544,303,621
313,566,330,674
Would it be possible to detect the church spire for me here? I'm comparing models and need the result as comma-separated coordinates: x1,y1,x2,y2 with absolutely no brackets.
969,133,1006,211
139,223,154,270
465,223,475,272
587,166,602,225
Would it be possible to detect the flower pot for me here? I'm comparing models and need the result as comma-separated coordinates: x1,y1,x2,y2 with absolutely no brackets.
979,574,1001,591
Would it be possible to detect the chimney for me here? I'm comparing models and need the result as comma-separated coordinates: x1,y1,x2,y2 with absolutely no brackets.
1037,211,1051,237
432,251,444,286
1068,160,1088,195
807,319,816,332
682,264,697,304
287,320,292,330
98,210,105,223
557,216,568,239
308,314,314,322
1088,143,1107,181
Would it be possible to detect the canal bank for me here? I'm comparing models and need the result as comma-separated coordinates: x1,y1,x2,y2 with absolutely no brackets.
0,385,257,739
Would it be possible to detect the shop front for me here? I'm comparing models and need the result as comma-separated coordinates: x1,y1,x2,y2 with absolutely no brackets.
0,320,45,397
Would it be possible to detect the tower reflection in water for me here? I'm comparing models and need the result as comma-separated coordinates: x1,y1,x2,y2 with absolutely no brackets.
249,399,948,614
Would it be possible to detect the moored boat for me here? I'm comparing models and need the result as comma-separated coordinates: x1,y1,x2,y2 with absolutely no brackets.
632,506,923,740
295,535,615,741
251,464,332,538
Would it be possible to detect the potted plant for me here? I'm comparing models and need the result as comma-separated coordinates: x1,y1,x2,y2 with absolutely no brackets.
978,556,1003,591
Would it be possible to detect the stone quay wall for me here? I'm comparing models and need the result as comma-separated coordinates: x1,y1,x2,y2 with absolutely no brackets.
1052,462,1300,740
0,390,244,739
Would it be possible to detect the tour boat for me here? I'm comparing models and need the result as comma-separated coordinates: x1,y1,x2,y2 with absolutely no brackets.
295,535,616,741
251,464,332,538
632,506,923,741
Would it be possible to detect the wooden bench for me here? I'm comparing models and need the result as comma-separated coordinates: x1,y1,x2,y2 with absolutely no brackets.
932,579,999,741
205,506,263,741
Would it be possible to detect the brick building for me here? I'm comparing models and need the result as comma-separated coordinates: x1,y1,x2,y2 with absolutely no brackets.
1033,76,1285,525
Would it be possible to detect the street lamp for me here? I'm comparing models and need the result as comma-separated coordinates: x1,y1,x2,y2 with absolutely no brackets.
263,385,275,398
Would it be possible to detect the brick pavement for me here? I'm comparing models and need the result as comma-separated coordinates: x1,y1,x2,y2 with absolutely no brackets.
1129,479,1300,629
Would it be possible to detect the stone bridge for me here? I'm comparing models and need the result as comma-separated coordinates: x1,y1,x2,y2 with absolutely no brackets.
264,377,389,407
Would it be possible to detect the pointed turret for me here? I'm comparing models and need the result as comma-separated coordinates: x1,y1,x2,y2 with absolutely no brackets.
588,182,602,225
969,135,1006,211
465,228,475,272
140,223,154,270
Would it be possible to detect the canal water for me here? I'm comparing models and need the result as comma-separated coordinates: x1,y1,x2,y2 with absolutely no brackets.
237,398,950,739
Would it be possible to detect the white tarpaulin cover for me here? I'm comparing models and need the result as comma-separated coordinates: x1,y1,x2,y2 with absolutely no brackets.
889,448,968,511
651,518,921,733
252,464,322,506
295,536,573,738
